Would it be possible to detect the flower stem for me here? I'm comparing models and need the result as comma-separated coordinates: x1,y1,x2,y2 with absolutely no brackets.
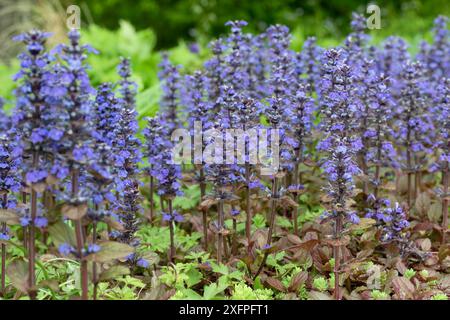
374,126,382,199
28,151,38,299
442,160,449,244
245,163,251,250
22,190,28,251
253,177,278,280
267,177,278,245
232,217,237,255
72,169,88,300
293,150,301,236
414,155,421,198
406,122,413,211
217,199,224,264
333,214,342,300
168,199,175,262
149,173,154,223
199,166,208,251
406,148,412,210
92,221,98,300
1,194,6,297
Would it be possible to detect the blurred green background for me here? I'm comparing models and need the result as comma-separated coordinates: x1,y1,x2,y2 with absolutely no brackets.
0,0,448,119
73,0,450,48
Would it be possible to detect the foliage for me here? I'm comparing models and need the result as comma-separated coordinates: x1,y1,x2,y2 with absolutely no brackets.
69,0,449,49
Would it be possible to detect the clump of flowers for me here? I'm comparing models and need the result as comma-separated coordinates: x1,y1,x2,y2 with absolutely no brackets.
0,133,21,295
394,62,435,208
12,29,54,295
0,13,448,302
318,49,362,299
158,53,181,131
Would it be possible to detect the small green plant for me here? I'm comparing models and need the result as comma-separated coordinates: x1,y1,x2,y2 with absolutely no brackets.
159,262,203,290
97,276,146,300
252,214,267,230
419,270,429,279
404,268,416,280
427,280,439,287
313,277,328,292
431,293,448,300
231,283,273,300
329,258,335,269
298,284,309,300
328,273,335,289
281,267,303,288
171,276,229,300
371,290,389,300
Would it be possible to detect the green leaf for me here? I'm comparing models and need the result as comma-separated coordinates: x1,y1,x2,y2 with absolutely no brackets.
62,203,88,220
99,265,131,282
174,288,202,300
119,275,146,289
0,209,19,225
211,263,229,275
140,251,160,267
136,85,161,121
48,221,76,247
276,216,292,228
254,276,264,290
203,276,228,300
172,185,200,210
6,259,29,293
415,193,431,216
38,279,60,292
252,214,266,230
88,241,135,263
428,202,442,223
185,267,203,288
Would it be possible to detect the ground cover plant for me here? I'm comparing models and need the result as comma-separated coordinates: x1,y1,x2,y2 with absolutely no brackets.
0,13,448,301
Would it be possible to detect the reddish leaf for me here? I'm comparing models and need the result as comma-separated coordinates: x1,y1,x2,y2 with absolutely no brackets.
308,290,332,300
294,249,313,269
395,260,407,275
417,238,431,251
290,239,319,252
415,193,431,216
265,277,286,292
288,271,308,292
286,234,302,245
62,203,88,220
392,276,415,299
6,259,29,293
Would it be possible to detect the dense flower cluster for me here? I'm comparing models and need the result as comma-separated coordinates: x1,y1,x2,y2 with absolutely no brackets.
432,78,450,168
0,134,22,240
158,53,181,131
418,16,449,83
114,58,142,193
92,83,121,146
299,36,321,94
52,29,97,174
0,136,21,200
0,99,10,132
12,30,56,185
395,62,435,161
318,49,362,223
